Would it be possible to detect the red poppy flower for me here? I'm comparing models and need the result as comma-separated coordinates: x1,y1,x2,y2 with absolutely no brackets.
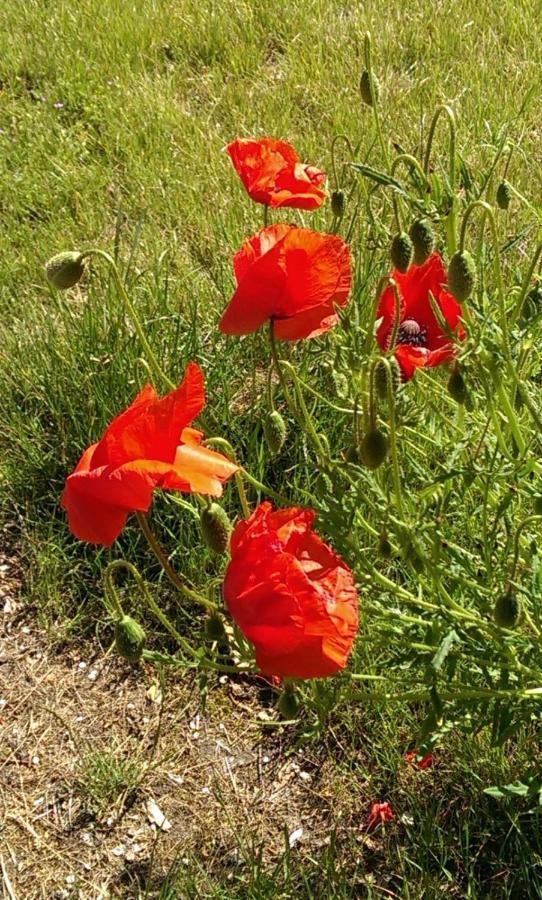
223,502,359,679
219,224,352,340
405,750,434,770
367,801,395,831
376,253,465,380
62,363,238,546
227,137,327,210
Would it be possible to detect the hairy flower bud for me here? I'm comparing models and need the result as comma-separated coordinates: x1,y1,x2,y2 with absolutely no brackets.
390,232,414,274
331,189,346,218
200,503,232,554
263,410,287,455
360,429,389,470
45,251,85,290
447,364,467,405
496,180,512,210
278,687,300,719
205,612,227,642
409,218,436,266
374,357,401,401
360,70,379,106
493,590,520,629
447,251,476,302
114,615,146,662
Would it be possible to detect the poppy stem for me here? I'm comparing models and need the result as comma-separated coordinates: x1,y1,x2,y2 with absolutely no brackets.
386,278,403,352
80,249,175,392
263,205,269,228
330,134,355,190
201,437,251,518
136,512,218,612
390,153,432,197
423,104,457,254
386,362,404,515
363,32,389,169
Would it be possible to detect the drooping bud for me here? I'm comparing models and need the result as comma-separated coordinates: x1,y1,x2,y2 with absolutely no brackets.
390,232,414,274
409,218,436,266
331,189,346,218
360,70,379,107
45,251,85,290
114,615,146,662
493,590,521,629
263,410,287,455
378,530,393,559
278,687,299,719
447,250,476,302
447,364,467,405
496,180,512,210
374,357,401,401
359,429,389,470
200,503,232,554
205,612,227,642
518,281,542,329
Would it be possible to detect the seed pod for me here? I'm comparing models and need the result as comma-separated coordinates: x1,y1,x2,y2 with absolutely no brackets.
493,590,521,629
378,530,393,559
447,250,476,302
518,281,542,328
278,688,300,719
200,503,232,554
447,364,467,405
360,70,379,107
409,218,436,266
496,180,512,210
390,232,414,274
205,612,227,642
263,410,287,455
331,189,346,218
359,429,389,470
45,251,85,290
374,357,401,401
114,615,146,662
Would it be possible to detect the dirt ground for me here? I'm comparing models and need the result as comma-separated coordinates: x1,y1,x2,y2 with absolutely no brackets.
0,549,382,899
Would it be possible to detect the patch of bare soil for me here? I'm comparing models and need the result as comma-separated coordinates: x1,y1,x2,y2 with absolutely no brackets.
0,552,375,899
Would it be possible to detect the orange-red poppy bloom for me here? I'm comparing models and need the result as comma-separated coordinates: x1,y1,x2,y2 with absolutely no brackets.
62,363,238,546
223,502,359,679
405,750,434,770
219,224,352,340
367,801,395,831
227,137,327,210
377,253,465,380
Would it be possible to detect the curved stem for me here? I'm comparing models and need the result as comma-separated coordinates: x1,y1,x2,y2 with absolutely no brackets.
363,32,389,169
81,249,175,390
423,104,457,253
330,134,355,189
136,512,218,612
509,515,542,585
390,153,432,196
511,241,542,327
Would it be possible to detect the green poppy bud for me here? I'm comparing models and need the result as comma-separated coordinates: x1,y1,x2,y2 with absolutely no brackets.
447,364,467,405
360,70,379,107
378,530,393,559
447,251,476,302
359,429,389,470
45,251,85,290
278,687,299,719
496,180,512,210
263,410,287,455
331,189,346,218
518,281,542,329
114,615,146,662
409,218,436,266
390,232,414,274
374,357,401,401
205,612,227,642
493,590,520,629
200,503,232,554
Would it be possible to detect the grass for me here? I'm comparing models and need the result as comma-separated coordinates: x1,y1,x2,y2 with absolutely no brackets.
2,0,542,896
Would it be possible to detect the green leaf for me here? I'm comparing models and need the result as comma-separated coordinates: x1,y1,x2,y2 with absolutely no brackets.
431,629,460,672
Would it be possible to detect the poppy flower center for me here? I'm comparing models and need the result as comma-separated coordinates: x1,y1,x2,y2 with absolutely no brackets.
396,319,428,348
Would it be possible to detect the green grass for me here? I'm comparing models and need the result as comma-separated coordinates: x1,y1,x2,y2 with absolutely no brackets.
2,0,542,896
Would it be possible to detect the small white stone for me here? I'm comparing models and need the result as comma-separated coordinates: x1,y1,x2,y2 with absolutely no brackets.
288,827,303,848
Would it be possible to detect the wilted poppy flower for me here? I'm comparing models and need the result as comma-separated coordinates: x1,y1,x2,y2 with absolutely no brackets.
227,137,327,210
367,801,395,831
377,253,465,380
223,502,359,679
405,750,434,770
62,363,238,546
220,224,352,340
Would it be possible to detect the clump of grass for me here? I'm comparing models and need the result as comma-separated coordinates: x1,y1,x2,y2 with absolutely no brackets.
76,743,145,820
